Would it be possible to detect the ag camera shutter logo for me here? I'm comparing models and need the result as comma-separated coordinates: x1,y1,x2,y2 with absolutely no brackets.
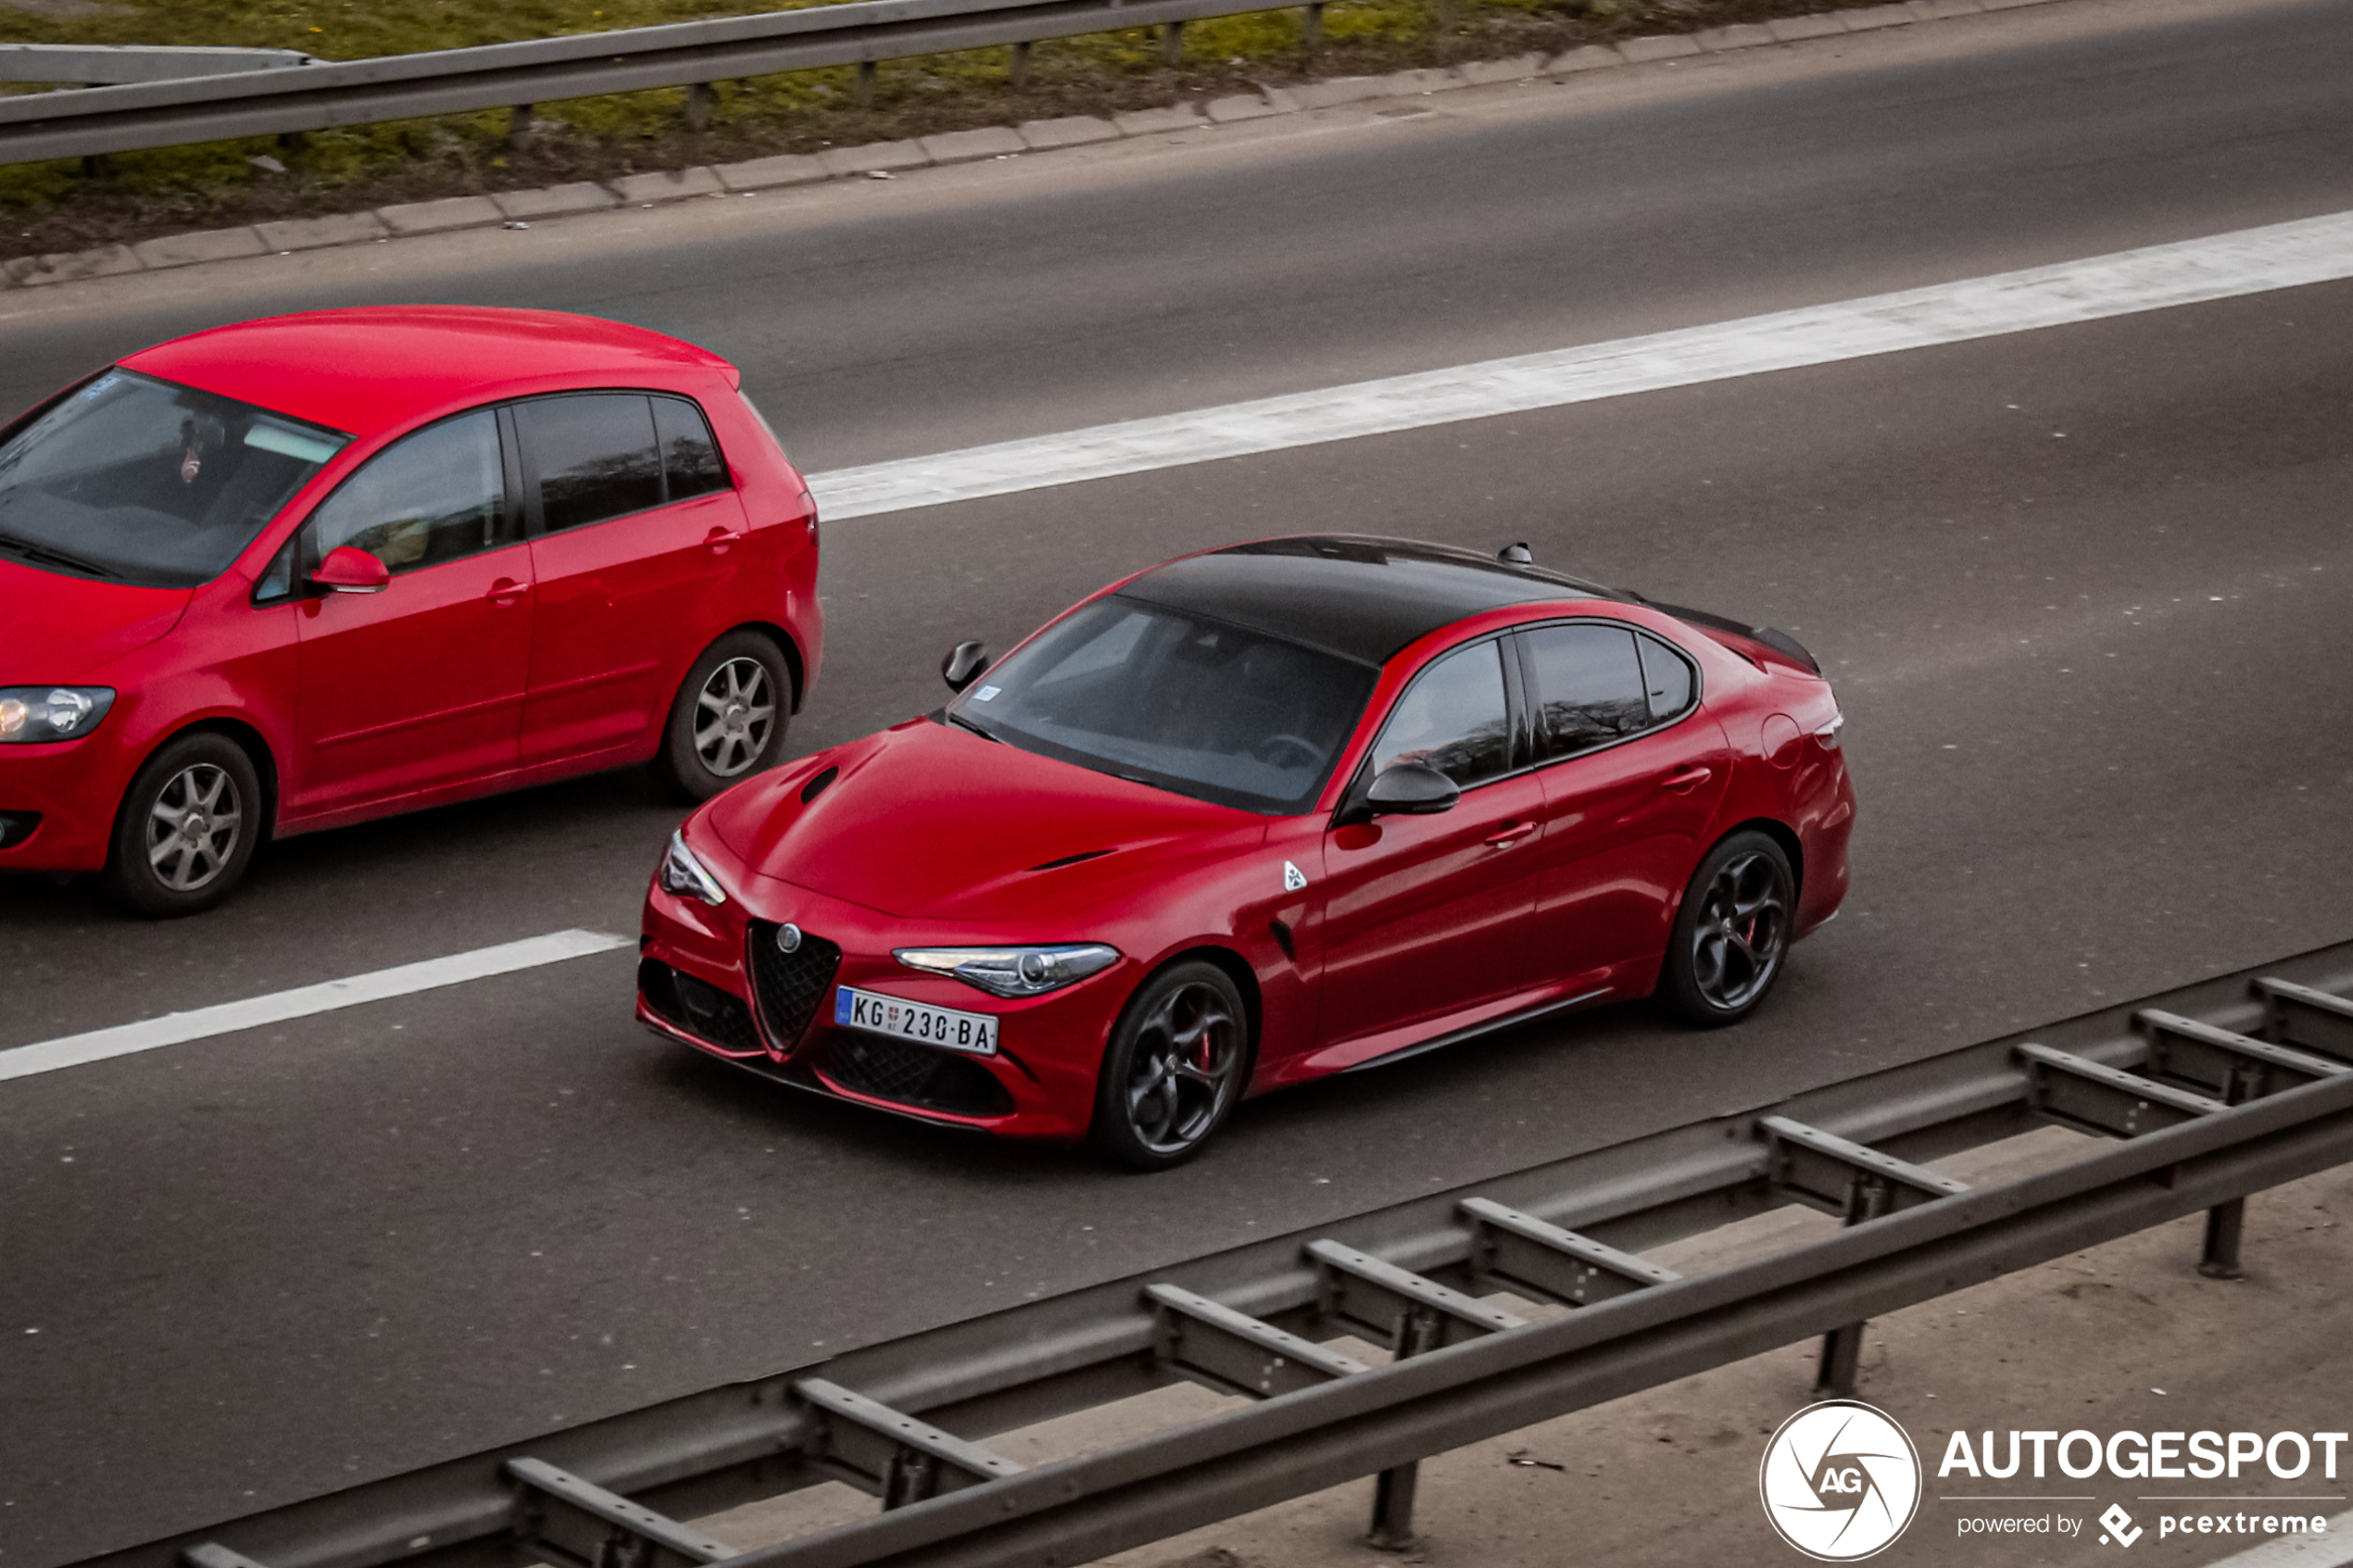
1759,1399,1923,1561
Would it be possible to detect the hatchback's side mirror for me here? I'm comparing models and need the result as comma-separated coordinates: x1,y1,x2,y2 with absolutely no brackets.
942,640,989,694
309,546,389,596
1365,760,1460,815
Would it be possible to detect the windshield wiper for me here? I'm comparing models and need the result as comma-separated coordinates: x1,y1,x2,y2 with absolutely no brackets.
945,709,1001,743
0,530,120,580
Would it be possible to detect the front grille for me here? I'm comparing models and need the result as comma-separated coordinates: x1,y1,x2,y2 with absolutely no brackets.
747,922,843,1049
640,958,759,1052
814,1035,1015,1118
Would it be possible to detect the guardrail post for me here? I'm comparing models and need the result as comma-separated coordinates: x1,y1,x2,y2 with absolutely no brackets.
856,59,876,108
685,82,717,132
1304,1,1324,57
1814,1173,1894,1398
2196,1061,2262,1278
1162,20,1185,65
1366,1306,1445,1550
1009,40,1031,85
509,105,532,145
1437,0,1456,34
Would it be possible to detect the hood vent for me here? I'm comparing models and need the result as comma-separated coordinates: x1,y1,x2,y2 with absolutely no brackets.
1026,848,1112,873
799,765,839,804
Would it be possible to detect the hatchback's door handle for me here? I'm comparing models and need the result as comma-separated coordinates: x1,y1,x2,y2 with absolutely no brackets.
486,577,529,607
1483,821,1539,847
1661,765,1713,792
704,527,743,554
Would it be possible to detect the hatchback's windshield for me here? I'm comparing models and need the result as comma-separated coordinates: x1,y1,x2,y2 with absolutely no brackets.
950,595,1378,814
0,369,349,587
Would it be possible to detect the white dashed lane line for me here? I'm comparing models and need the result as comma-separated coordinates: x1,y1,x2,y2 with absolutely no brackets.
805,208,2353,521
0,929,633,1084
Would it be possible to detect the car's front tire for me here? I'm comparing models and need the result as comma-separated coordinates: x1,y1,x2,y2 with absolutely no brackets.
105,732,263,918
655,631,791,802
1661,829,1795,1027
1093,961,1248,1172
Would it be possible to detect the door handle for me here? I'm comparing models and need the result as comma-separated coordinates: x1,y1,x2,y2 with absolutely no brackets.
485,577,529,607
704,527,744,554
1483,821,1539,847
1660,765,1713,793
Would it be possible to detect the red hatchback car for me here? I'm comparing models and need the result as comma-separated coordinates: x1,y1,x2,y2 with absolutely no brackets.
0,307,822,915
640,536,1853,1169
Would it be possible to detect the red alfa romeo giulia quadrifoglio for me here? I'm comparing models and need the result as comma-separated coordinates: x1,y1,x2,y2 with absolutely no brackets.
639,536,1854,1168
0,307,822,915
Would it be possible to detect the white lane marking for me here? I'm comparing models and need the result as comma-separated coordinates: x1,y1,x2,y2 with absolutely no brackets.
0,929,633,1085
806,209,2353,521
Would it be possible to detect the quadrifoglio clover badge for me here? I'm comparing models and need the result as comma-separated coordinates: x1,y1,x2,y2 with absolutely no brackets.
1760,1399,1925,1560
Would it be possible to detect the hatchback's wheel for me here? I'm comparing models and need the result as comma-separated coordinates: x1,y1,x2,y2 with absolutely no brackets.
1094,961,1248,1172
656,632,790,801
106,733,263,918
1662,830,1795,1026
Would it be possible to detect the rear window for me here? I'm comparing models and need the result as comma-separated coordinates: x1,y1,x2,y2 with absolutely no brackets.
0,369,348,587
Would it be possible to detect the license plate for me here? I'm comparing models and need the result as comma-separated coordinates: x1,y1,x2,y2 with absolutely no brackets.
834,985,999,1056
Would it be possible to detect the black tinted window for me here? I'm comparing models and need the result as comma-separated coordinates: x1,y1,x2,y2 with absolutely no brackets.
1369,640,1512,788
949,596,1376,814
653,395,727,500
1524,623,1652,759
521,395,662,533
308,409,507,576
1638,633,1694,720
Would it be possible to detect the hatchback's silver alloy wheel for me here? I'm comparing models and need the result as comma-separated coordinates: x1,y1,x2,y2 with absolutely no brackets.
1123,981,1243,1157
1690,849,1791,1011
145,762,243,893
692,657,774,779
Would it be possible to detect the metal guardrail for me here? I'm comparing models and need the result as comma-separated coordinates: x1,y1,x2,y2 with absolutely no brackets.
0,0,1335,166
69,945,2353,1568
0,45,314,87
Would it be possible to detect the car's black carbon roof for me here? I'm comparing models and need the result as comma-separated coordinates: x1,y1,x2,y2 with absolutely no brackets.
1117,535,1632,666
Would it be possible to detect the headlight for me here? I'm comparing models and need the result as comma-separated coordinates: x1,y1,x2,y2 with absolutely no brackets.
0,686,114,744
658,829,727,906
893,944,1120,998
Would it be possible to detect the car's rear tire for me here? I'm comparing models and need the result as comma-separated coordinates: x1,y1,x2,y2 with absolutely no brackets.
1093,961,1248,1172
105,732,263,918
1661,830,1795,1027
655,631,791,802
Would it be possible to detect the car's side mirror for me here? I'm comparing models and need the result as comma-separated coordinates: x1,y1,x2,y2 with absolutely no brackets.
942,640,989,694
1365,760,1460,815
308,546,389,596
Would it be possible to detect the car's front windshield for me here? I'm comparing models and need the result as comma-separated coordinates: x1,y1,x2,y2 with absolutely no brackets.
0,368,349,587
950,594,1379,814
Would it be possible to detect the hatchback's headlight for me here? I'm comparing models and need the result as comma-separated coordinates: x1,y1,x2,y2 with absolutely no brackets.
893,944,1120,998
658,829,727,906
0,686,114,744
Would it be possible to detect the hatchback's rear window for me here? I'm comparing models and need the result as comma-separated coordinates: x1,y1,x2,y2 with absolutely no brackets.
0,369,349,587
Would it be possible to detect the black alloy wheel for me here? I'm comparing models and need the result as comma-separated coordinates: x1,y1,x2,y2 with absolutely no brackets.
1662,830,1795,1026
657,630,791,801
1094,961,1248,1172
105,731,264,917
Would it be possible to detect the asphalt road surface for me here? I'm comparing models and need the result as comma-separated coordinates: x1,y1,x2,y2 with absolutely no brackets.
5,0,2353,1560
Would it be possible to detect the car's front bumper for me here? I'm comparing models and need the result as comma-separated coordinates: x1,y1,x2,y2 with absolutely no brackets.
0,732,135,872
638,855,1131,1141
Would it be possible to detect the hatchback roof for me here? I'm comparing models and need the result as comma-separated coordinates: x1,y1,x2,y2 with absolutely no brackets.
1119,535,1629,666
120,307,736,437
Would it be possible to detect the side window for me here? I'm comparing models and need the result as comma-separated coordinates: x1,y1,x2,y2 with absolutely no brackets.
652,395,729,501
1523,623,1653,759
1369,640,1511,788
519,395,663,533
307,409,507,575
1637,633,1695,721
